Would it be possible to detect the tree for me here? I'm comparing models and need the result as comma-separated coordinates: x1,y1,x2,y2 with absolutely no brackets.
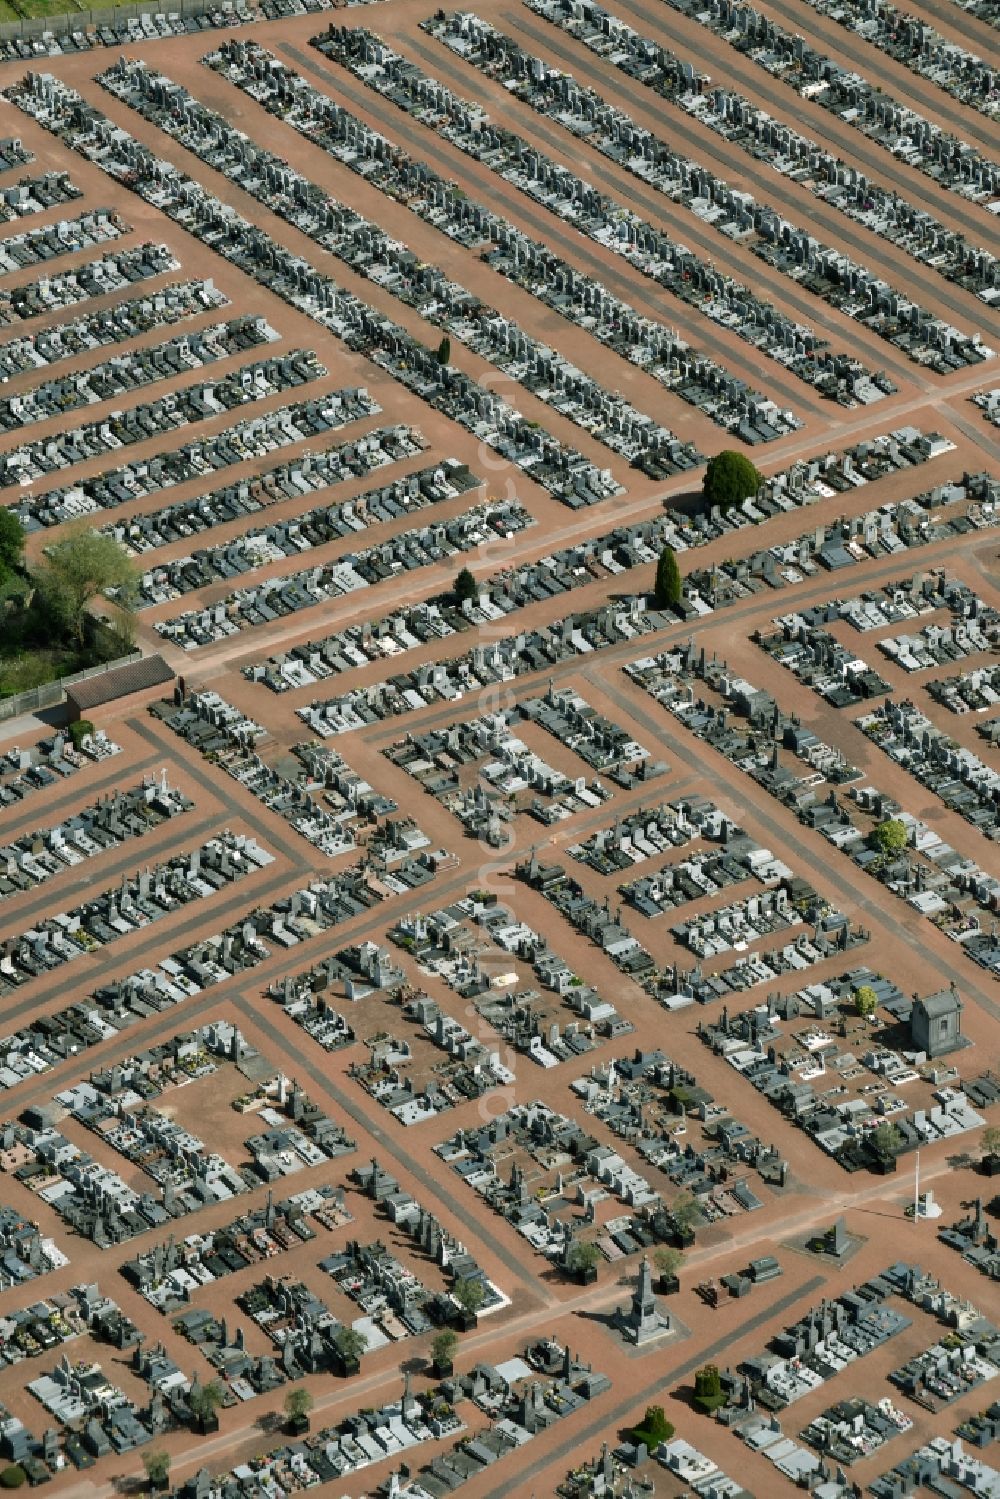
670,1191,704,1237
653,1245,684,1281
0,1469,25,1490
107,599,138,654
693,1364,725,1413
37,525,138,646
142,1451,171,1490
872,1120,901,1156
333,1326,368,1364
189,1378,225,1423
453,566,478,604
68,719,95,751
436,335,451,365
654,545,682,609
452,1276,485,1316
0,510,25,578
866,818,908,858
855,984,879,1019
284,1386,314,1423
630,1404,674,1450
431,1328,459,1370
566,1239,600,1274
702,451,761,512
981,1124,1000,1159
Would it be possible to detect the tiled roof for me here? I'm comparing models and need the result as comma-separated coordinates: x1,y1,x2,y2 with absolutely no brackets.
67,655,174,712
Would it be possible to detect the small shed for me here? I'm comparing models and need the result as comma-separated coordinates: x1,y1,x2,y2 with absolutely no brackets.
66,655,174,720
911,986,964,1058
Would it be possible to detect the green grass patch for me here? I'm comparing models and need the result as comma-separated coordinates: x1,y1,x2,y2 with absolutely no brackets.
0,572,28,605
0,647,81,699
0,0,83,20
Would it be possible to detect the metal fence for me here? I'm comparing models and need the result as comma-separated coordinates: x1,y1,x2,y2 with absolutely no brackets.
0,0,248,43
0,650,141,724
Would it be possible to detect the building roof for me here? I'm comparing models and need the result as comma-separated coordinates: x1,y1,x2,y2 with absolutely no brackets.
67,656,173,713
915,988,963,1018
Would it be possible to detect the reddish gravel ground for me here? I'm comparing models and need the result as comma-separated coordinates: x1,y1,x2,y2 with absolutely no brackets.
0,1,998,1494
